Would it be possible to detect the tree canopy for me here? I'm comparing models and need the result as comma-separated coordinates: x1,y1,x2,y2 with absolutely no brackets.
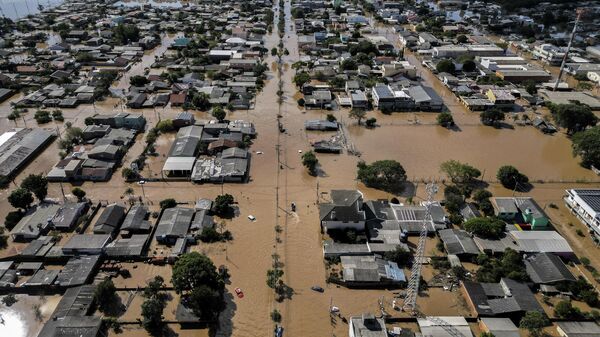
440,160,481,186
436,59,455,74
357,160,407,193
8,188,34,210
21,174,48,201
572,126,600,169
214,194,234,217
496,165,529,190
172,252,223,292
550,103,598,135
302,151,318,176
480,108,505,126
464,217,506,239
519,311,549,337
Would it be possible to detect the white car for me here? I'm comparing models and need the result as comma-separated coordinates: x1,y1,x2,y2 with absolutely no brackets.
248,215,256,221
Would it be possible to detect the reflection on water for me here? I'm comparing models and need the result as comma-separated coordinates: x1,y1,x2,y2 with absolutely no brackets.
0,309,26,337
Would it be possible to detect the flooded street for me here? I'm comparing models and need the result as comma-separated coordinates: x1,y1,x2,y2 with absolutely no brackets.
1,1,600,337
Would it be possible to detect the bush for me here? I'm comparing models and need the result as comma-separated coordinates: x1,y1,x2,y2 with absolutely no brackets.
71,187,86,201
554,300,583,319
365,117,377,127
271,309,282,322
1,294,18,306
436,59,455,74
212,106,226,121
34,110,52,124
198,227,227,243
159,198,177,209
326,114,337,122
121,168,138,181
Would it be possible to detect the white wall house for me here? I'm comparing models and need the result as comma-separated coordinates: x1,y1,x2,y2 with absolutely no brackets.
564,189,600,238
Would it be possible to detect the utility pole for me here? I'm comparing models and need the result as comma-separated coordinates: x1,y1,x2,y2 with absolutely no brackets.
554,8,585,91
403,183,437,314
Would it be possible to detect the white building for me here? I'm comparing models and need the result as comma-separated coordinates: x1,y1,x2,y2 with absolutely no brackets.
349,314,387,337
533,44,565,65
565,189,600,238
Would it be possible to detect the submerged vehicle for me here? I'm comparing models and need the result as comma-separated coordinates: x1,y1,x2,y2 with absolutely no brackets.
311,286,324,292
235,287,244,298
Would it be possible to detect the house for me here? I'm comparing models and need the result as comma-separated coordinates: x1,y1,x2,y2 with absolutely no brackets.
155,207,194,244
304,120,339,131
56,255,101,287
564,189,600,239
491,197,549,229
485,89,515,110
349,314,387,337
93,204,126,235
524,253,575,290
341,255,405,286
461,278,544,318
62,234,111,255
350,90,369,109
163,125,203,177
37,286,100,337
556,321,600,337
479,318,520,337
406,85,443,111
304,90,333,109
461,203,481,221
121,205,151,234
319,190,366,231
533,44,565,65
11,203,61,241
173,111,195,128
438,229,480,257
417,317,473,337
105,234,149,257
52,202,89,231
371,84,415,111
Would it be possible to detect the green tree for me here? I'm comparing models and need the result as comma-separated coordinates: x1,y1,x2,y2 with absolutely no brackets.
187,284,222,319
267,268,284,288
462,59,477,72
293,72,311,87
524,80,537,95
172,252,223,293
214,194,234,216
129,75,149,87
480,108,505,126
71,188,86,201
191,92,211,110
301,151,318,176
480,333,495,337
550,103,598,135
1,294,18,306
437,112,454,127
365,117,377,127
572,126,600,168
340,58,358,71
94,279,117,313
4,211,23,230
357,160,407,193
440,160,481,186
456,35,468,43
155,119,174,133
113,24,140,44
212,106,226,121
496,165,529,190
384,245,411,266
554,300,582,319
21,174,48,201
436,59,455,74
34,110,52,124
159,198,177,209
349,108,367,125
473,189,492,203
121,167,137,181
519,311,548,337
326,114,337,122
141,297,165,334
464,217,506,239
8,188,34,210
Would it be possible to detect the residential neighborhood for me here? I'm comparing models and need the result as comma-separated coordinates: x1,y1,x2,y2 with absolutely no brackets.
1,1,600,337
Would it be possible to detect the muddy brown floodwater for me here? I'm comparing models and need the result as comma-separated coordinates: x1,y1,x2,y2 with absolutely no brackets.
1,1,600,337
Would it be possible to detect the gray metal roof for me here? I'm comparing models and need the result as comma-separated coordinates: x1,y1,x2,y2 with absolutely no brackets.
155,207,194,240
121,205,151,232
438,229,480,255
524,252,575,284
557,321,600,337
56,255,101,287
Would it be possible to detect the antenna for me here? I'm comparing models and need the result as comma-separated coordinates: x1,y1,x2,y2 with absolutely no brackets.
402,183,437,314
554,8,585,91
